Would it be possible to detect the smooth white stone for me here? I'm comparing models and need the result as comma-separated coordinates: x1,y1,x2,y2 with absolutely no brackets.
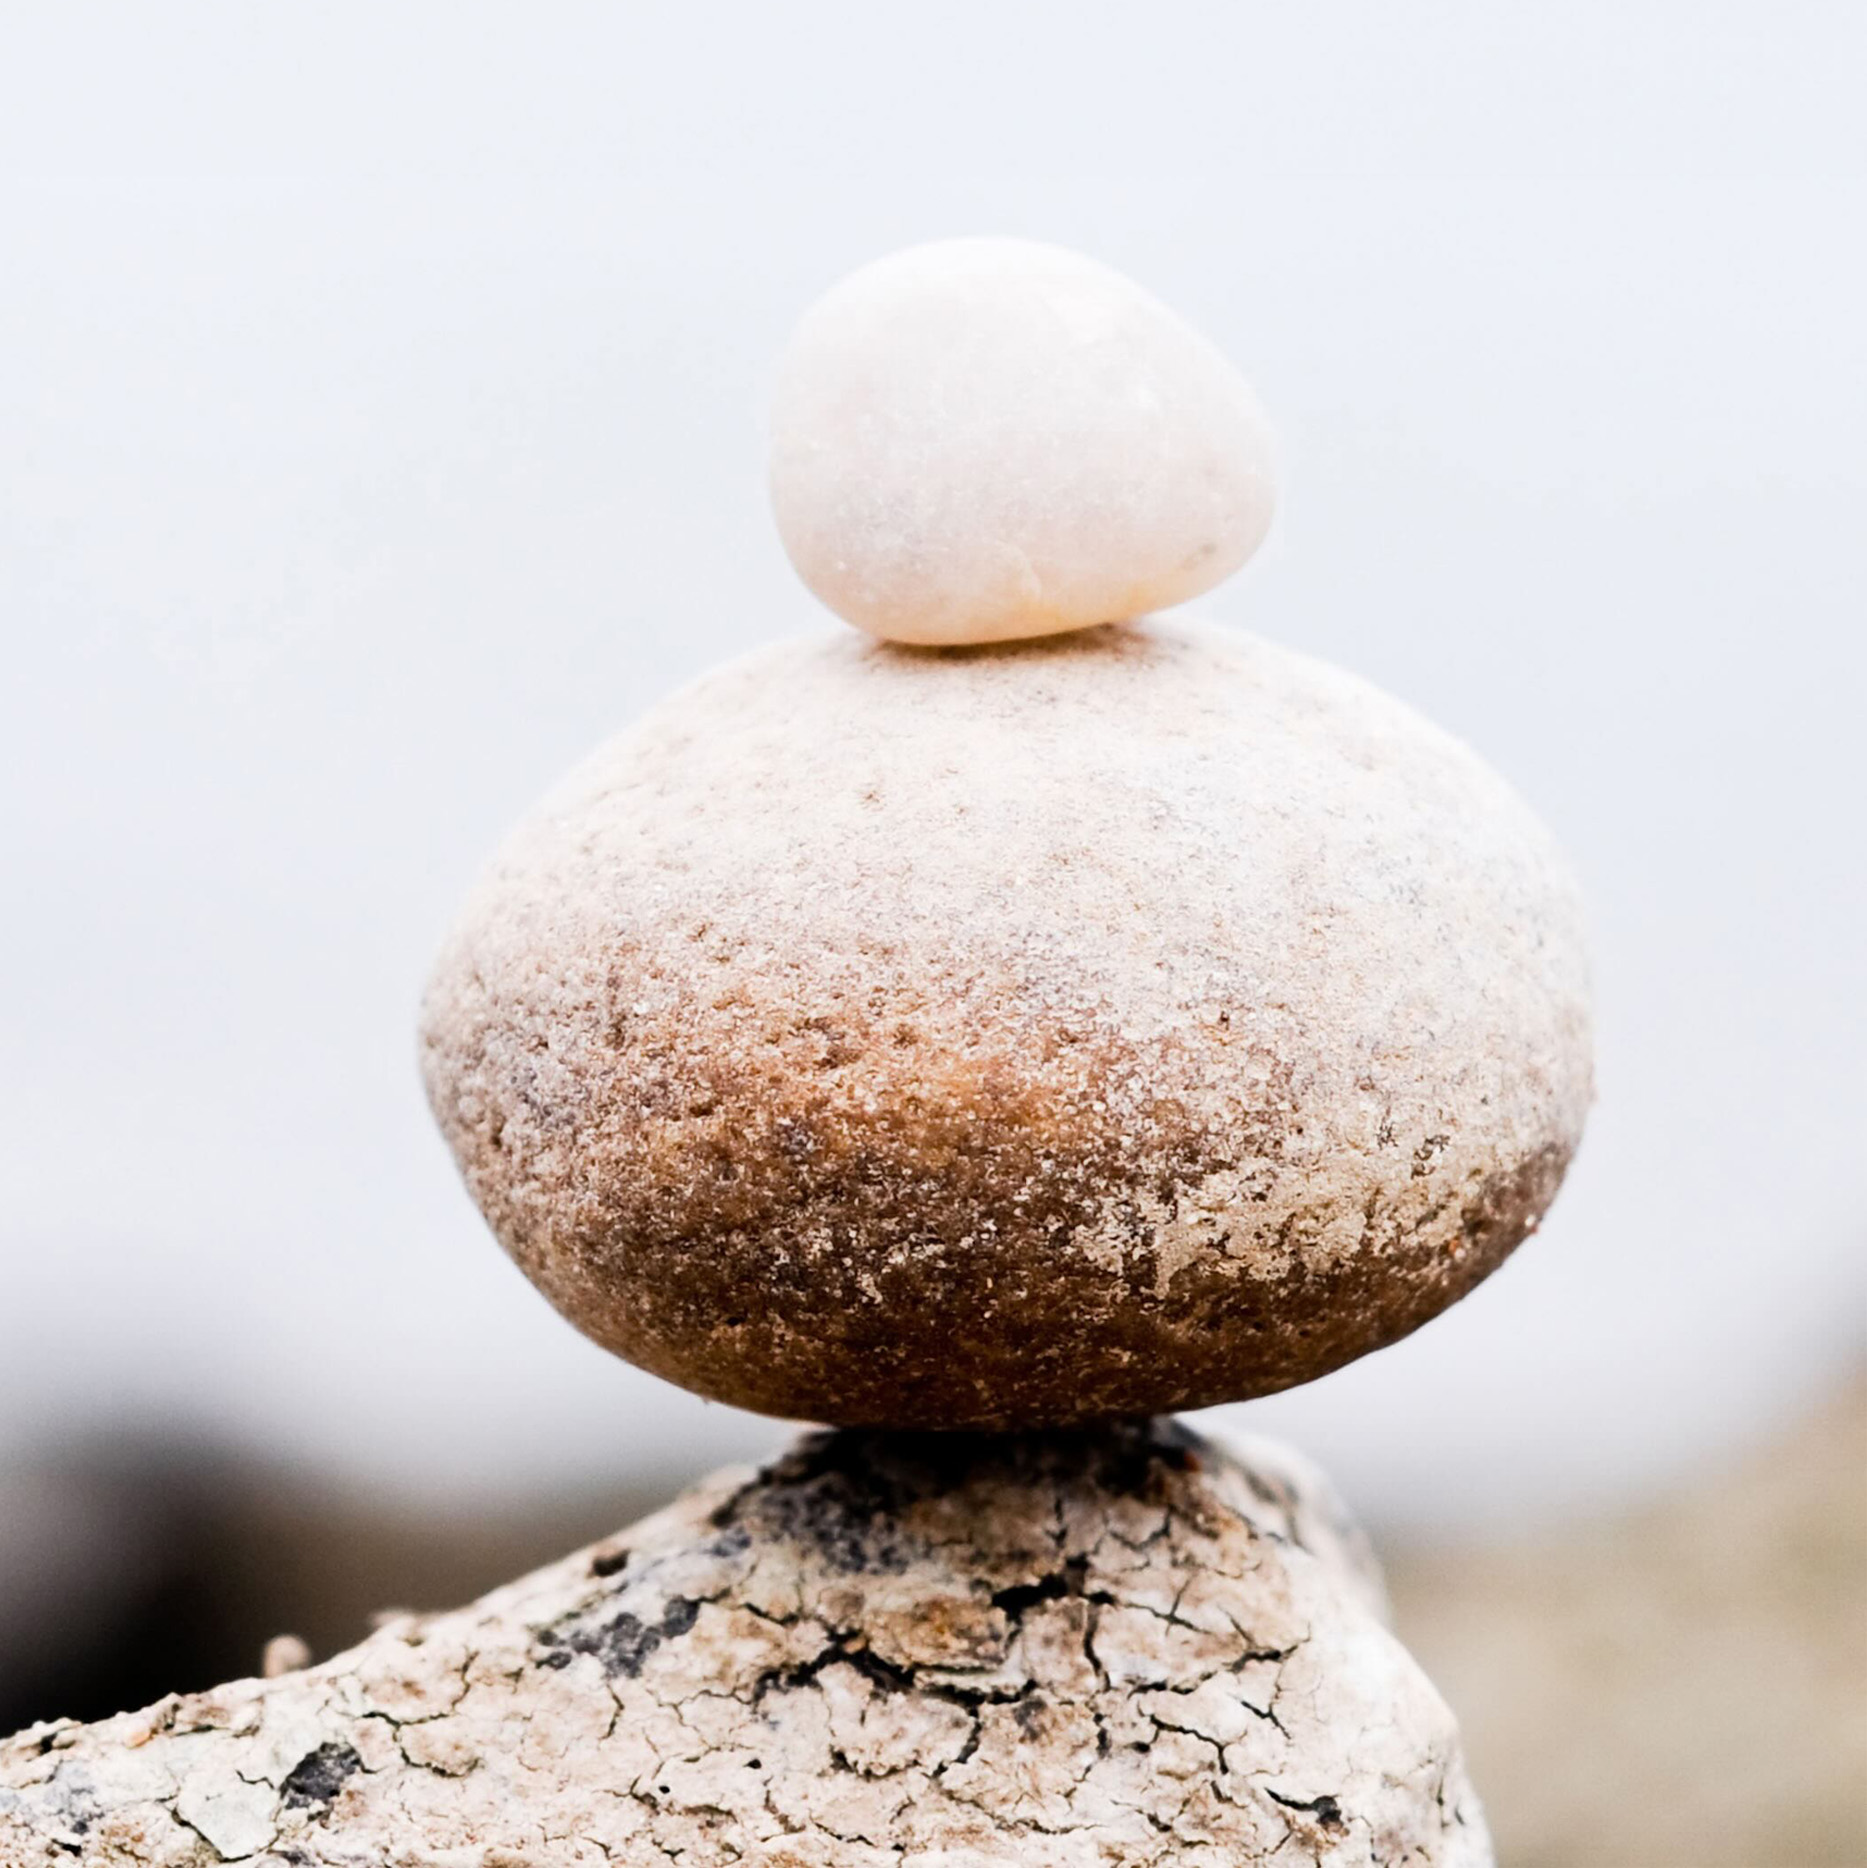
769,237,1278,646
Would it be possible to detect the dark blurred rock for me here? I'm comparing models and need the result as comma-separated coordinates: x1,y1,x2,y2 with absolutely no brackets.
0,1440,661,1733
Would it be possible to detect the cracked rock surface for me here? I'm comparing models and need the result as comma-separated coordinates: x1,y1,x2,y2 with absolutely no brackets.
0,1422,1490,1866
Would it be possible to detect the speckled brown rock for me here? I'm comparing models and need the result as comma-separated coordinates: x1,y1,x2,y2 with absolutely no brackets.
421,618,1591,1428
0,1422,1493,1866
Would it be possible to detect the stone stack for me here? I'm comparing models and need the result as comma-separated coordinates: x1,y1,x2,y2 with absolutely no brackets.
415,241,1592,1865
423,238,1590,1442
1,240,1590,1866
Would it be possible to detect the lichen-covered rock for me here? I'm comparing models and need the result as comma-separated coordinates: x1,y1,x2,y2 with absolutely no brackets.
0,1423,1490,1866
421,617,1592,1429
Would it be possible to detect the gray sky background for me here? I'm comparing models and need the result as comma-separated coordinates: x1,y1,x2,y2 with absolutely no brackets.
2,3,1862,1534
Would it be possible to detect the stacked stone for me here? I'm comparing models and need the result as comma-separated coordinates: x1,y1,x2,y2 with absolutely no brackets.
0,241,1590,1866
423,240,1591,1438
414,239,1591,1865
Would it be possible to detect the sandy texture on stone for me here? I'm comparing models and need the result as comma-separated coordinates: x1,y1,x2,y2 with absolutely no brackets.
0,1422,1491,1866
770,239,1276,645
421,619,1592,1428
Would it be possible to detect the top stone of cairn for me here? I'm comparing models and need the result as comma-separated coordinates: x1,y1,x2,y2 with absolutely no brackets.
769,238,1277,645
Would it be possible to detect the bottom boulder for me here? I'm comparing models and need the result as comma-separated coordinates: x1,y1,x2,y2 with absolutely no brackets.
1,1421,1489,1866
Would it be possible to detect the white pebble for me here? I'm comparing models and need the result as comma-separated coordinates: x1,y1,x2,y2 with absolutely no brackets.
769,238,1278,646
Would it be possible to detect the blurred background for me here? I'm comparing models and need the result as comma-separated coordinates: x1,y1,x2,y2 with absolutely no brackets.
2,5,1862,1862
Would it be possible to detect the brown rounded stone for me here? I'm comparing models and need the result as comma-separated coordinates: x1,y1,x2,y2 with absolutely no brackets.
420,619,1592,1427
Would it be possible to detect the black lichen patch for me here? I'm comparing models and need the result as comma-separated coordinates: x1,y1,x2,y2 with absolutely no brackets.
1267,1788,1346,1828
739,1458,915,1575
44,1769,102,1837
281,1741,363,1810
715,1420,1213,1583
539,1596,700,1678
